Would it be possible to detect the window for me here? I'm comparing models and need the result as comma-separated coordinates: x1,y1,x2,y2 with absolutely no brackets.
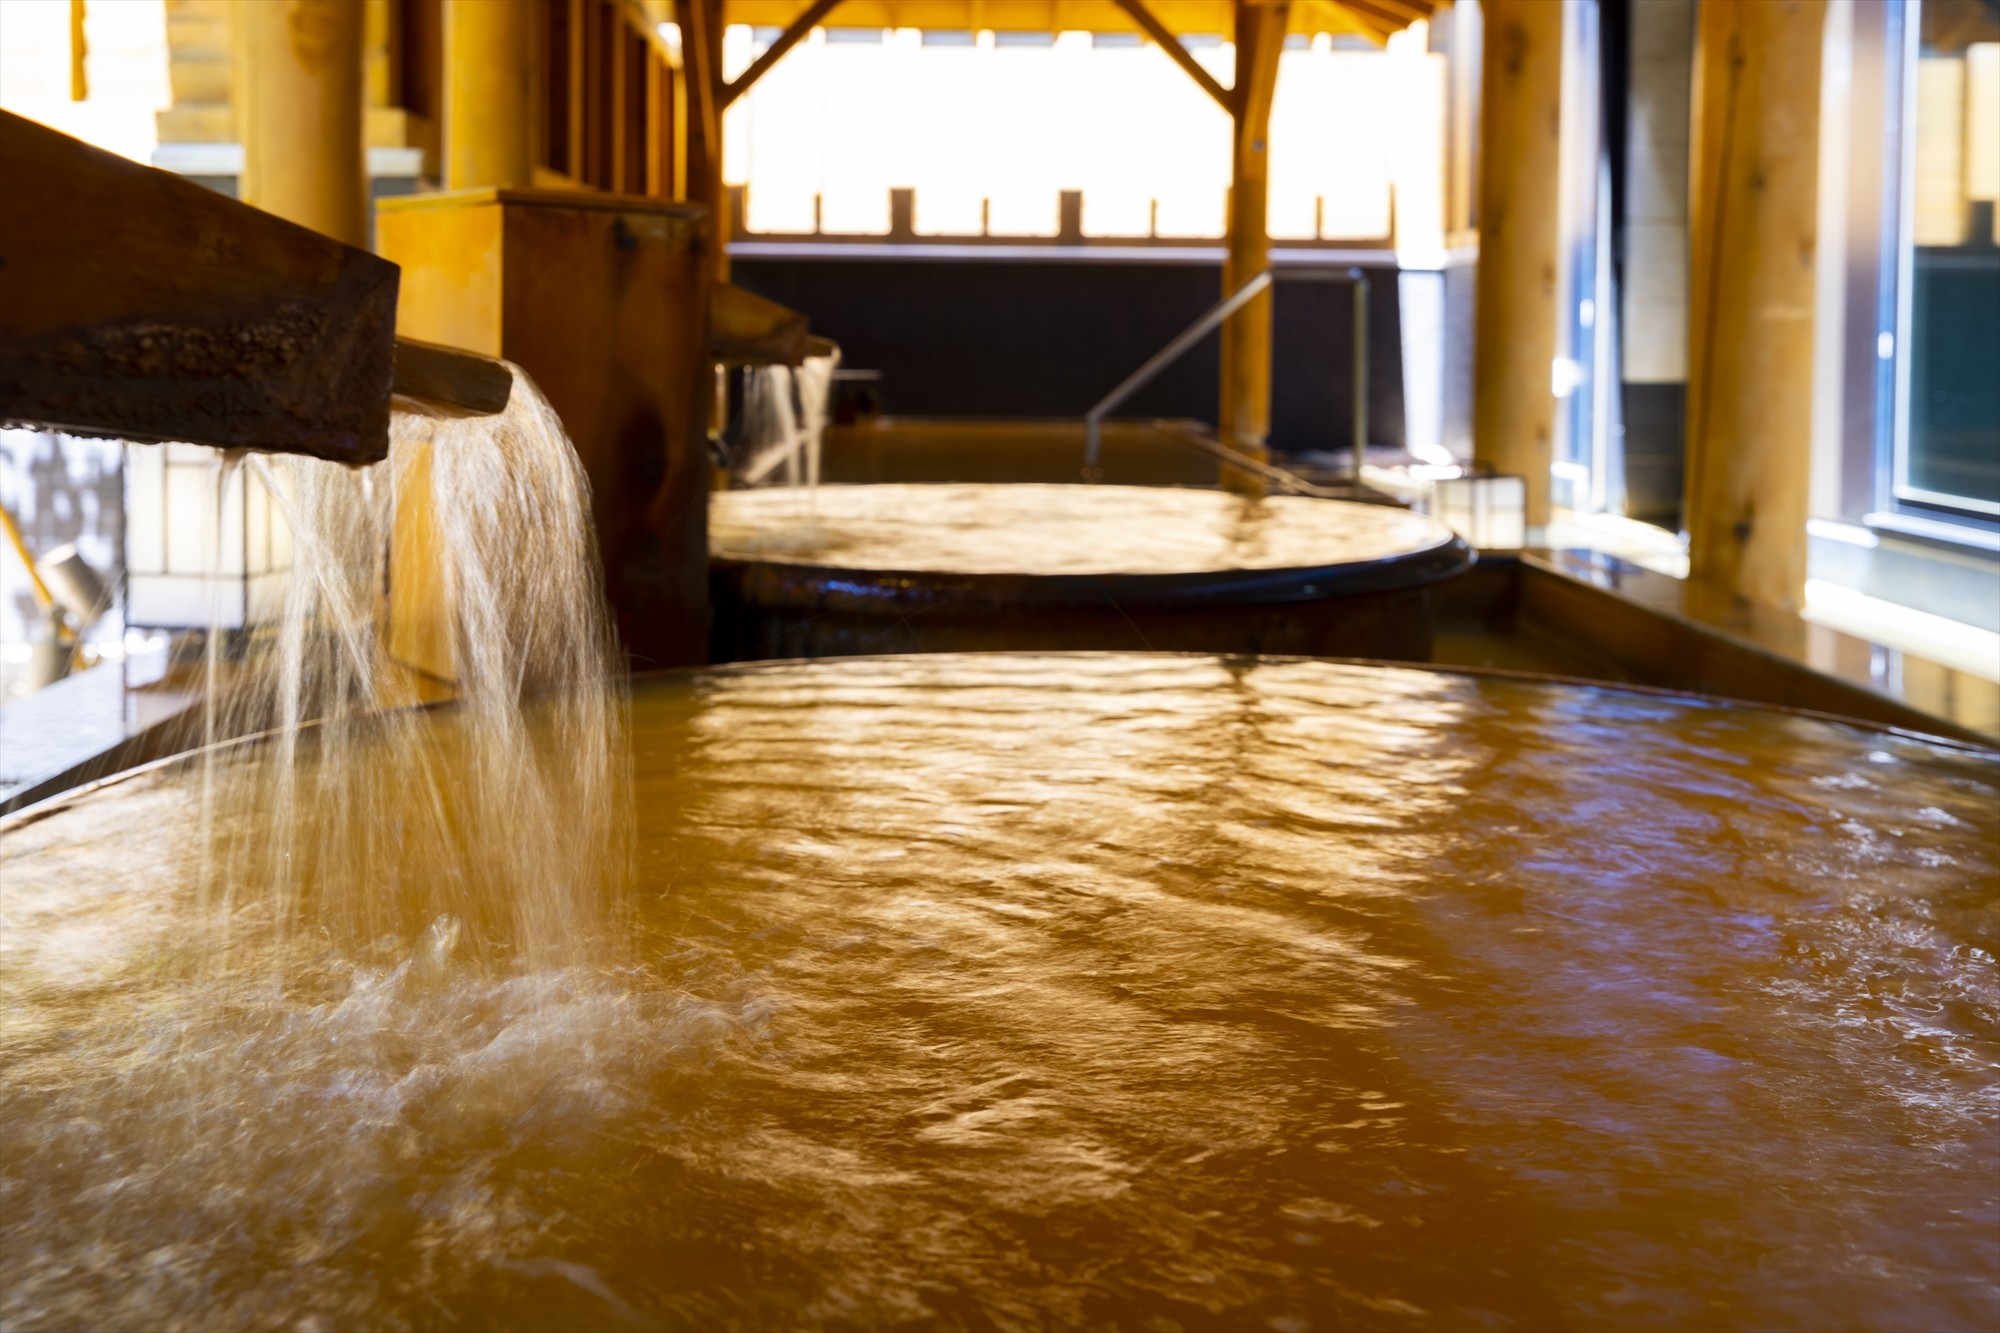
1898,8,2000,517
1808,0,1998,635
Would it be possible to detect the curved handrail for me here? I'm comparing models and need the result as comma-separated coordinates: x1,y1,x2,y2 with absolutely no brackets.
1084,270,1272,470
1083,265,1371,480
1149,419,1364,502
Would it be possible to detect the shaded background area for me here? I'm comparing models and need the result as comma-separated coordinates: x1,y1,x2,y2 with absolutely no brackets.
733,255,1416,456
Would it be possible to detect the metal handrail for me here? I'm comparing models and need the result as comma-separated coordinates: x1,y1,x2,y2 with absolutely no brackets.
1083,266,1372,482
1148,419,1350,500
1084,270,1272,469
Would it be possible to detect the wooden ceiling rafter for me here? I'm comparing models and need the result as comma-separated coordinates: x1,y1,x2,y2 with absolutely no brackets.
1313,0,1399,41
1296,0,1383,43
1356,0,1429,22
705,0,1436,40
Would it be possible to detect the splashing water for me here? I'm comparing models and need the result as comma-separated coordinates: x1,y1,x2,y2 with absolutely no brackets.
190,366,631,974
733,345,840,490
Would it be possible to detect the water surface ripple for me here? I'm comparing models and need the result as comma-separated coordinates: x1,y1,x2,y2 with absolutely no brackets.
3,653,1997,1331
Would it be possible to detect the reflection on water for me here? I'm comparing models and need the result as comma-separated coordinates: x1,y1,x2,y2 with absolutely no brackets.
710,483,1455,576
3,654,1998,1331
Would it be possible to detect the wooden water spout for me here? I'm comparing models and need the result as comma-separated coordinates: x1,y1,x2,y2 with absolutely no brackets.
0,113,509,462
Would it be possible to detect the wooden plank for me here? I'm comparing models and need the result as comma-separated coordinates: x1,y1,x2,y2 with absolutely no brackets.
1516,555,1997,744
708,281,809,365
0,111,397,465
392,337,514,414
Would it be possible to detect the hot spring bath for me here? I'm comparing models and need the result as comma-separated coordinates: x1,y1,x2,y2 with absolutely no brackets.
2,653,1996,1331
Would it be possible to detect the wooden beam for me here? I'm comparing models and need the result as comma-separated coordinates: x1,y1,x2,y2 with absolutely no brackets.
708,282,810,365
721,0,846,111
1217,0,1288,492
1375,0,1435,20
1343,0,1429,32
1318,0,1400,41
1112,0,1233,114
1685,0,1825,610
0,111,398,464
1471,0,1563,530
392,338,514,415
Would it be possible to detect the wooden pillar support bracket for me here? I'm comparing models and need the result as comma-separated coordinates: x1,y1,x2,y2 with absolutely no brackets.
721,0,847,110
1112,0,1234,113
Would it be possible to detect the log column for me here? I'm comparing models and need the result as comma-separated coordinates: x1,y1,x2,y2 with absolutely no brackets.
1218,0,1288,493
237,0,366,246
443,0,536,190
1685,0,1825,609
680,0,728,283
1472,0,1564,531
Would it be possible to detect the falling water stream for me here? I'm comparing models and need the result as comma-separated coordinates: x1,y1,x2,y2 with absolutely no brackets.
0,374,1997,1330
182,369,631,973
734,346,840,492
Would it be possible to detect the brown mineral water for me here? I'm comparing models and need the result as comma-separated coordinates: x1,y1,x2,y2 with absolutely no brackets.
3,653,1996,1332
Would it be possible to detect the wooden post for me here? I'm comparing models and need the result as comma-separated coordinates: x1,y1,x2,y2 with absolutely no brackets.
443,0,536,189
1472,0,1563,531
1219,0,1289,494
681,0,727,283
1685,0,1825,610
236,0,367,247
